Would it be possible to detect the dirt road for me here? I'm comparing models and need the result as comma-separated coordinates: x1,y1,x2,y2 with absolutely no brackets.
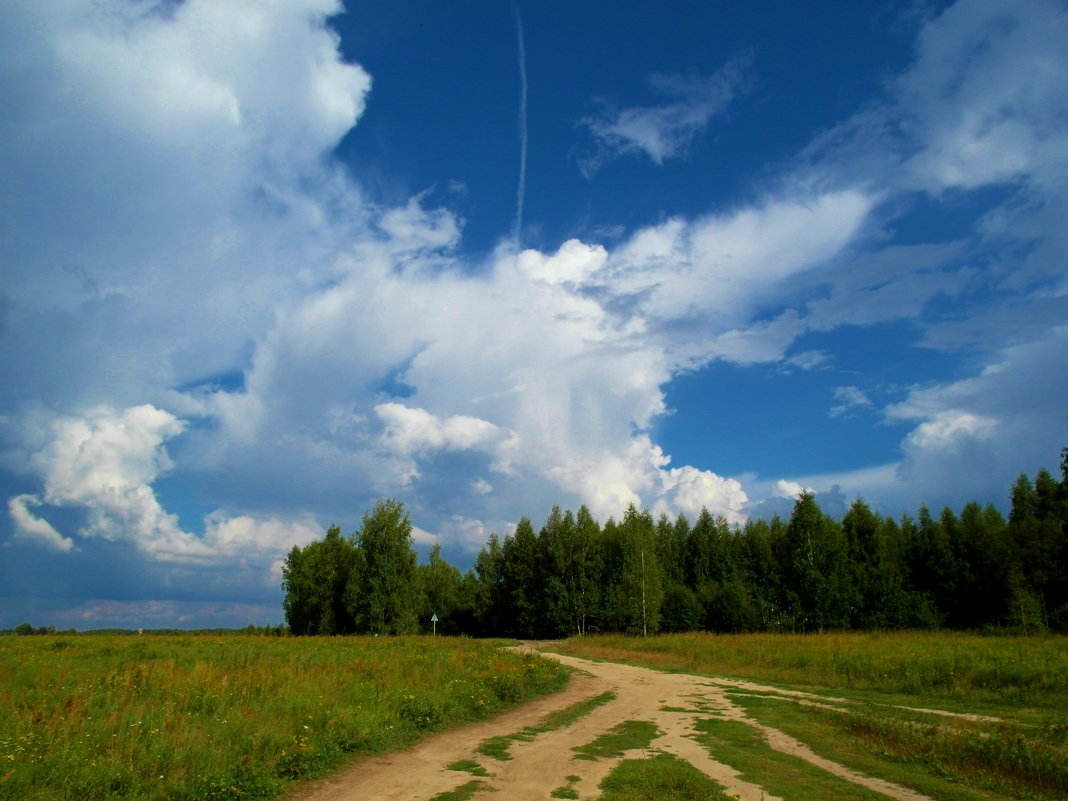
287,646,933,801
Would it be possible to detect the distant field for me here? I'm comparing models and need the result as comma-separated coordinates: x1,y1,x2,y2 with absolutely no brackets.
0,635,567,801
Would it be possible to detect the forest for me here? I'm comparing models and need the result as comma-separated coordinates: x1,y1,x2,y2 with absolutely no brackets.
281,454,1068,638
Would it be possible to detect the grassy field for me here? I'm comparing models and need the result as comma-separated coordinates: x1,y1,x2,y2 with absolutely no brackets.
554,631,1068,800
552,630,1068,710
0,634,567,801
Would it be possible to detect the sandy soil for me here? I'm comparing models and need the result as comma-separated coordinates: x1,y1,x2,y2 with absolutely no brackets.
286,646,935,801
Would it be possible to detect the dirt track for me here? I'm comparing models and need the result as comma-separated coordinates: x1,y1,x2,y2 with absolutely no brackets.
287,646,934,801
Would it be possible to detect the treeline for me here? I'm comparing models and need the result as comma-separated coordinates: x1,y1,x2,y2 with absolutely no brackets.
282,461,1068,637
3,624,289,637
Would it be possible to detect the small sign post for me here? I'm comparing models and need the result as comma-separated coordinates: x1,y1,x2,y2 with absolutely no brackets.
431,613,438,636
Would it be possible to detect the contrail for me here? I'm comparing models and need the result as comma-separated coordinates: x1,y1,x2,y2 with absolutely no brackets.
512,0,527,252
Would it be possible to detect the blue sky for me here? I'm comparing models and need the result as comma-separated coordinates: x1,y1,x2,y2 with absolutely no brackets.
2,0,1066,630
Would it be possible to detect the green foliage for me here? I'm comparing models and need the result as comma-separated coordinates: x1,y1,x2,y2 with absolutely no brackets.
284,449,1068,638
283,499,420,636
282,524,360,635
350,499,419,635
502,517,540,638
783,492,851,632
659,583,701,633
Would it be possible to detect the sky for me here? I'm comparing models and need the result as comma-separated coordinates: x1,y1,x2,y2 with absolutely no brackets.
1,0,1066,630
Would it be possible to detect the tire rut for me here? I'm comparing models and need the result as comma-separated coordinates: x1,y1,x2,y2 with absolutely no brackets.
285,648,934,801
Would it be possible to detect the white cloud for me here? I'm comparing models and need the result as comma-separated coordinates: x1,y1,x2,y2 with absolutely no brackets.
0,0,374,418
579,56,751,173
4,0,1066,614
518,239,608,285
15,404,210,561
654,463,749,525
410,525,441,546
774,480,813,500
604,191,873,326
378,195,462,253
897,0,1068,193
830,386,874,418
8,404,327,571
202,512,321,557
375,403,506,456
8,494,75,552
434,515,492,552
785,350,832,371
902,410,997,452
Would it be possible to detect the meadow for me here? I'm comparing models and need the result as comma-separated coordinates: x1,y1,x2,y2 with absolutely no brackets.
552,630,1068,710
0,634,567,801
553,631,1068,800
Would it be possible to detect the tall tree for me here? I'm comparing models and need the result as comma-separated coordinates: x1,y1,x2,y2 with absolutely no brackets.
418,543,464,634
473,534,506,636
281,524,360,635
537,506,575,638
739,516,786,630
571,505,604,635
655,512,687,587
614,505,664,636
502,517,540,638
346,499,418,634
782,493,850,632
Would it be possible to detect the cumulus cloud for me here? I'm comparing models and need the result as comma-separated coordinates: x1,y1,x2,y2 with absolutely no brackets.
16,405,210,562
375,403,506,457
774,480,813,500
8,404,325,570
518,239,608,285
654,463,749,525
4,0,1068,636
202,513,322,557
579,55,752,173
0,0,374,419
8,494,74,552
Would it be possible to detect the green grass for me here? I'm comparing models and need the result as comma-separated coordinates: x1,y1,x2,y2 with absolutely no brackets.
572,720,659,760
446,759,490,777
550,773,582,798
0,634,566,801
693,716,906,801
428,780,491,801
552,631,1068,711
801,701,1068,800
541,690,616,728
553,631,1068,800
731,694,1056,801
598,752,731,801
475,735,516,761
476,690,616,761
